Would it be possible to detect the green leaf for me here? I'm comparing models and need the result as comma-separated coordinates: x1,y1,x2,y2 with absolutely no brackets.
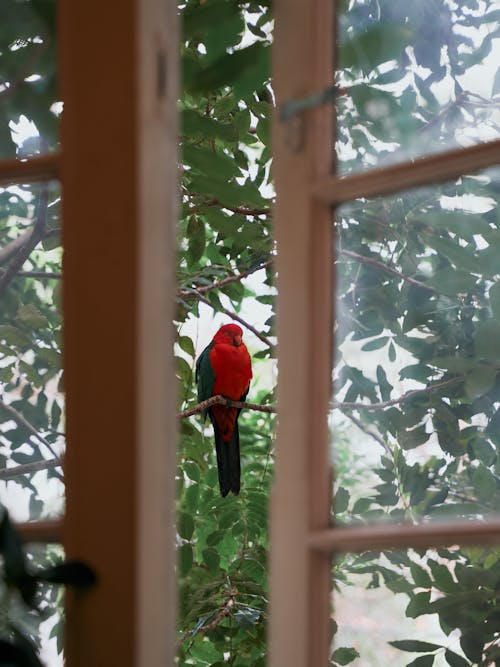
179,335,195,358
0,324,31,347
202,547,220,571
178,512,195,540
187,42,270,97
406,656,435,667
332,646,360,665
181,109,238,142
334,486,350,514
405,591,431,618
465,366,497,399
474,320,500,360
389,640,441,653
184,461,201,482
460,631,484,664
427,559,456,593
340,24,412,74
471,438,496,466
489,281,500,320
187,215,206,266
179,544,193,577
361,336,388,351
376,364,393,401
183,144,240,181
410,562,432,588
444,650,470,667
472,464,497,502
16,304,49,329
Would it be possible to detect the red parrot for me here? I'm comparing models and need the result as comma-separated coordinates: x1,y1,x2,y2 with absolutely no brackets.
196,323,252,497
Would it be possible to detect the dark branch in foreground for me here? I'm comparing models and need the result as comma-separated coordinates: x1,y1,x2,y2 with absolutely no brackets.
0,186,49,297
179,395,276,419
0,458,62,480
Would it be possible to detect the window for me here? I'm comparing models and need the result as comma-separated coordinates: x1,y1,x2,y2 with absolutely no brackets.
2,1,178,664
272,1,500,665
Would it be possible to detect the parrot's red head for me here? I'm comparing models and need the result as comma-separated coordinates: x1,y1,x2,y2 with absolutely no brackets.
214,323,244,347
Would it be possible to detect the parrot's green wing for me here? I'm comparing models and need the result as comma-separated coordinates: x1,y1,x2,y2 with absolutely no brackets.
195,341,215,421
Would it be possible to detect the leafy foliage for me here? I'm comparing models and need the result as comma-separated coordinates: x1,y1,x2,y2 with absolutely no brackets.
176,1,274,664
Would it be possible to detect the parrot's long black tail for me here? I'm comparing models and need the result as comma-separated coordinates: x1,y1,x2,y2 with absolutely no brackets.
210,407,241,497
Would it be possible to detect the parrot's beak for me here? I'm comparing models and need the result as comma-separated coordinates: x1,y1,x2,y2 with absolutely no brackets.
233,335,242,346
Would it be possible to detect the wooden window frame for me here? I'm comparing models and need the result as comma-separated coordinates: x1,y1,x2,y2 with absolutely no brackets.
271,1,500,666
0,1,178,665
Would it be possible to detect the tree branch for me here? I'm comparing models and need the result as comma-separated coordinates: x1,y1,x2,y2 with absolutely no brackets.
0,458,62,480
0,186,49,297
191,291,275,349
340,249,436,293
334,377,463,412
344,411,391,454
192,198,271,217
178,395,276,419
177,260,272,298
0,398,64,482
17,270,62,279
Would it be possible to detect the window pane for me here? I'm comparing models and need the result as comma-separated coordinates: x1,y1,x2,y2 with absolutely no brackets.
0,0,59,159
336,1,500,174
0,181,63,520
333,545,500,666
332,166,500,525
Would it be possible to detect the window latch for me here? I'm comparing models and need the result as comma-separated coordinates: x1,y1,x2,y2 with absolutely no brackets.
279,84,338,121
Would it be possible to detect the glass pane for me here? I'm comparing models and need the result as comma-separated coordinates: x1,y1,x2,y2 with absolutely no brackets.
332,166,500,525
0,181,64,520
333,545,500,667
336,1,500,174
0,0,59,159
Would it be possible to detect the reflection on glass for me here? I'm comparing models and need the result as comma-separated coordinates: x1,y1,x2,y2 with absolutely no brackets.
333,546,500,666
336,0,500,174
332,167,500,525
0,182,64,520
0,0,59,158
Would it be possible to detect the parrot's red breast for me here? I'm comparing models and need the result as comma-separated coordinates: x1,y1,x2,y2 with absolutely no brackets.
209,324,252,442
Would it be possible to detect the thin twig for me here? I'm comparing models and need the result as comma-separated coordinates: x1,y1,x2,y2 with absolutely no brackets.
0,399,64,482
334,377,463,412
0,458,62,480
344,411,390,454
340,249,436,293
191,198,271,217
178,260,272,298
191,291,275,349
178,395,276,419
